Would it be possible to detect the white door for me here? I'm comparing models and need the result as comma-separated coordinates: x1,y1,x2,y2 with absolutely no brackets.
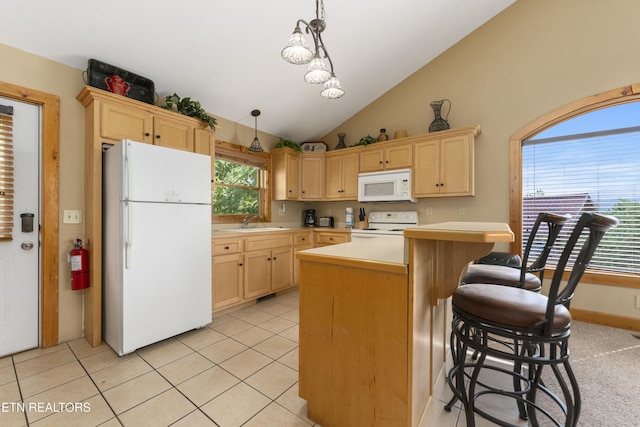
0,97,40,357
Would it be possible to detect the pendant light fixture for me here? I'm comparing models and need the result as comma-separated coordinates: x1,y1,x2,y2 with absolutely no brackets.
248,109,264,152
281,0,344,99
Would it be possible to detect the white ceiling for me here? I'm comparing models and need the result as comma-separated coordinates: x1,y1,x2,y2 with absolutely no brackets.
2,0,514,142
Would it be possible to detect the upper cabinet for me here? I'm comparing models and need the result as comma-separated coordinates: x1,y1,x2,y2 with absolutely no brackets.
359,142,413,173
300,153,325,200
272,148,300,200
414,129,478,197
270,126,480,202
325,151,359,200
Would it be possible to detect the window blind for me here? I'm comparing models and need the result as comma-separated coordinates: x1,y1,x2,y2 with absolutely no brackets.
523,127,640,274
0,107,14,241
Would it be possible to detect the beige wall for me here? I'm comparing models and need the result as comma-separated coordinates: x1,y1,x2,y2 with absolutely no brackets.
319,0,640,321
1,0,638,344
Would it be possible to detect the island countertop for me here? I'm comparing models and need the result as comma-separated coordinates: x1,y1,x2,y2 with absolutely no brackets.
296,236,407,274
403,221,514,242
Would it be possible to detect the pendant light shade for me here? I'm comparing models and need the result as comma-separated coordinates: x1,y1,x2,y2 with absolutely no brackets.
248,109,264,152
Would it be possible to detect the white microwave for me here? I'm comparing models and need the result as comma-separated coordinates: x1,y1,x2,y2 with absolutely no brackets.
357,168,417,203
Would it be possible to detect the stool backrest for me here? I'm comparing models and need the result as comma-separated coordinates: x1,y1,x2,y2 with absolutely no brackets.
543,212,618,334
520,212,572,284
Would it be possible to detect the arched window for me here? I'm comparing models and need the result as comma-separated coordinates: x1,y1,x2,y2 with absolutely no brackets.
510,83,640,288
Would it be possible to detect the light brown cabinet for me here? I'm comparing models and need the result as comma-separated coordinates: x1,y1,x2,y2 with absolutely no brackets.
272,148,300,200
293,231,312,284
212,238,245,311
358,142,413,172
414,132,475,197
100,101,196,151
300,154,324,200
325,151,359,199
314,230,351,247
243,234,294,299
76,85,215,346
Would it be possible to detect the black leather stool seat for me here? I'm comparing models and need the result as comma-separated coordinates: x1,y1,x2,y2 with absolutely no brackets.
462,264,542,291
453,283,571,330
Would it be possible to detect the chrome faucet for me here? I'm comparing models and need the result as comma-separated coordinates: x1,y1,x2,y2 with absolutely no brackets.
242,214,262,229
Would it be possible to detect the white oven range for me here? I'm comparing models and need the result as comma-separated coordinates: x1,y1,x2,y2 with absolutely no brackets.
350,211,419,242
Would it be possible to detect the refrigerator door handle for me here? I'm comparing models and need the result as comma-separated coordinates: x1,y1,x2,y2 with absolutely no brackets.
124,201,133,269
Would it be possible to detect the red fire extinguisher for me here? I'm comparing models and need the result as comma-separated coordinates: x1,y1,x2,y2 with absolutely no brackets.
70,238,89,290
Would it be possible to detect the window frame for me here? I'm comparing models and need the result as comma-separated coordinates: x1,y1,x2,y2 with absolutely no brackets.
212,141,271,224
509,82,640,289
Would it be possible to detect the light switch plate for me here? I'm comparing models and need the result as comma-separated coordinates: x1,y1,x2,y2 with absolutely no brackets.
63,210,82,224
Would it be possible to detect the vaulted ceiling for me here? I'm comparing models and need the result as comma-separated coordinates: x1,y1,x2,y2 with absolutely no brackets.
2,0,514,142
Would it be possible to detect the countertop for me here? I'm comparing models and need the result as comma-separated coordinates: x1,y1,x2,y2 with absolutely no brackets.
403,221,514,242
296,237,407,274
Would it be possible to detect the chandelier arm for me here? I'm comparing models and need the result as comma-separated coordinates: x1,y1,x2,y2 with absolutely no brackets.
316,33,335,74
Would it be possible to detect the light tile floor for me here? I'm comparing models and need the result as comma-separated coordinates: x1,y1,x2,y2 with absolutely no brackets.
1,289,523,427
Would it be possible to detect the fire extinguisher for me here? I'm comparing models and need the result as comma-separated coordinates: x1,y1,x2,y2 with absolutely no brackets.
70,238,89,290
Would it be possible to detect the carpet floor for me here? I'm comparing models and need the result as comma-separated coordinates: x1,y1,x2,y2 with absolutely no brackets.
535,320,640,426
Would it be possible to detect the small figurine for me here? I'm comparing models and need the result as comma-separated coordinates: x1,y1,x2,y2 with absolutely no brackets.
377,128,389,142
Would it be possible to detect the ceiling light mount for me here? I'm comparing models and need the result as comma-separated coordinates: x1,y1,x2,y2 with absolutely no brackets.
281,0,344,99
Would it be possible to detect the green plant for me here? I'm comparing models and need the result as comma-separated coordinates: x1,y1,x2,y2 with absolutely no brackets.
274,138,303,152
351,135,378,147
162,93,217,130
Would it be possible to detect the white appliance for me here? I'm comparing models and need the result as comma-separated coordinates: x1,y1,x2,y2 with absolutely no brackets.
357,168,417,203
350,211,419,242
103,140,212,356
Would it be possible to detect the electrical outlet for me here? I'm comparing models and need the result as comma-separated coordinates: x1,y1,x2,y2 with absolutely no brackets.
636,295,640,309
426,207,433,216
63,210,82,224
458,207,465,216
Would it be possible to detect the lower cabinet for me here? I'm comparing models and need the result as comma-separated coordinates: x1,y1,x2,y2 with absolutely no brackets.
314,230,351,247
294,231,312,285
212,232,295,312
243,246,293,299
212,253,243,310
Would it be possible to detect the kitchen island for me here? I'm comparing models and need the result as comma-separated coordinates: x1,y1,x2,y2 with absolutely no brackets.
296,222,514,427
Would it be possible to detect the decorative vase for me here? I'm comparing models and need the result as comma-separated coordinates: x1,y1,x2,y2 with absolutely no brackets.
428,99,451,132
336,132,347,149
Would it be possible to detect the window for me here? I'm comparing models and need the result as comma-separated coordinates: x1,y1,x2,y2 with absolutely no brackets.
514,96,640,285
213,142,271,223
0,105,14,241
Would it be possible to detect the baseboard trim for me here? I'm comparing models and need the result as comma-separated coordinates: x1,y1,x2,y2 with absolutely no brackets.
570,308,640,332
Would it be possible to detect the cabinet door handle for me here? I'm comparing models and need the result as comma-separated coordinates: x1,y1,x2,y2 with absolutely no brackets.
385,160,389,164
267,257,271,261
145,132,150,137
379,161,383,164
224,246,230,250
239,263,243,267
329,237,334,241
156,134,161,139
273,257,277,260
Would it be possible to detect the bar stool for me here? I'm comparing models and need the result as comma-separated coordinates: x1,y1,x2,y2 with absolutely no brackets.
461,212,571,291
445,212,618,427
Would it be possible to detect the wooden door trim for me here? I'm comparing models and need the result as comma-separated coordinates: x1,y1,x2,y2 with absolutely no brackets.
0,81,60,348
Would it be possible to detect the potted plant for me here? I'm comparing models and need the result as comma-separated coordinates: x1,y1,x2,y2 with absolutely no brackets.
161,93,217,130
351,135,378,147
274,138,303,152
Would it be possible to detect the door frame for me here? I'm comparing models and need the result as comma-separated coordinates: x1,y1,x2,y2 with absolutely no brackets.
0,81,60,349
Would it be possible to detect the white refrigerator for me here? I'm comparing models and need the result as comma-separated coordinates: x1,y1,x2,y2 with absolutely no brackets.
103,139,212,356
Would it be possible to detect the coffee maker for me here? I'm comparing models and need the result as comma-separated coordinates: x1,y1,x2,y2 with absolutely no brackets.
303,209,317,227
